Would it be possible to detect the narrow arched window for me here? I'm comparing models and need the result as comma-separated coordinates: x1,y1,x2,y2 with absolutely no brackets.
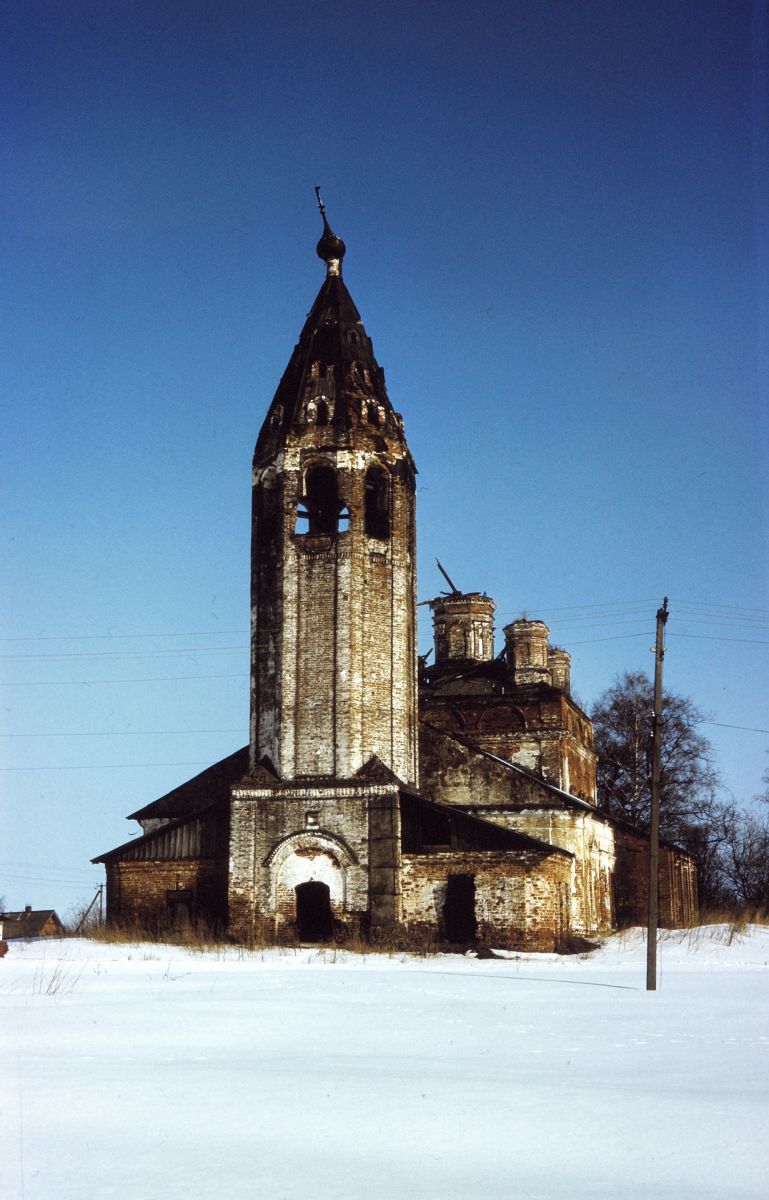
364,465,390,539
316,400,329,427
366,402,380,425
296,465,340,536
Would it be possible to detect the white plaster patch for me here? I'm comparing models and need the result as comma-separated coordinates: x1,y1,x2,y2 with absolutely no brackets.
276,850,345,905
510,747,539,770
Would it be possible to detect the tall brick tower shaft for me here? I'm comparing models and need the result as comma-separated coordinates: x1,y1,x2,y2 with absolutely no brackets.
249,207,418,786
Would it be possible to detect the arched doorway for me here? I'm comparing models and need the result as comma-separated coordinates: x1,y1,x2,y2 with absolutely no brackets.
296,881,333,942
266,830,357,941
444,874,477,943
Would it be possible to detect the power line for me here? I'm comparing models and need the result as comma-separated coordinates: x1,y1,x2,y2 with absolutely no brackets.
0,874,100,888
0,761,216,772
668,632,769,646
0,645,247,662
523,610,769,631
669,597,769,616
3,604,663,640
0,859,104,874
2,718,763,740
703,721,769,735
561,633,651,645
0,629,248,643
7,624,763,662
2,597,765,645
496,598,660,614
3,627,766,688
0,728,246,738
0,672,249,686
562,629,769,647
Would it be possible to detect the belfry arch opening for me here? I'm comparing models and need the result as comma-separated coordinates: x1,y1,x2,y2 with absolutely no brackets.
364,465,390,539
295,881,333,942
296,464,345,536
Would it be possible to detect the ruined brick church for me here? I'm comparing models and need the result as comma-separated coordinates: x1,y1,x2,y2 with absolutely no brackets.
94,210,697,948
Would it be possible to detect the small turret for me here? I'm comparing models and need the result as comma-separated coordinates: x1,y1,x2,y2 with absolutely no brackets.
503,619,551,685
548,647,572,693
430,592,496,665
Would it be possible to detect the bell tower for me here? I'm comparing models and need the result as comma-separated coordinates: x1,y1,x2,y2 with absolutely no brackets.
228,201,417,941
249,200,418,785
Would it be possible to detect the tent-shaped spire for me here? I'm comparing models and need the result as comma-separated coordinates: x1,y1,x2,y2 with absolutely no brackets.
254,198,409,467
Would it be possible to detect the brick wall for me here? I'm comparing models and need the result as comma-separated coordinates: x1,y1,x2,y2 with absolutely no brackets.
106,858,228,932
401,849,572,952
613,829,698,927
420,687,597,801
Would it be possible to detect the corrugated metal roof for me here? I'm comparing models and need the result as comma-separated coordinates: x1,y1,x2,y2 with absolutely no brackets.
92,804,228,864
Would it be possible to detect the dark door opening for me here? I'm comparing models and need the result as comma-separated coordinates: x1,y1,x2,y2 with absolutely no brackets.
295,881,333,942
166,888,193,934
443,874,477,943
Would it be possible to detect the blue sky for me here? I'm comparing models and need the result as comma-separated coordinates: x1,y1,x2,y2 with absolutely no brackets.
1,0,767,917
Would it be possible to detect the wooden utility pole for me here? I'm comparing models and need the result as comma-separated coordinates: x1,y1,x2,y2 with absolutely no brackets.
647,596,669,991
75,884,103,934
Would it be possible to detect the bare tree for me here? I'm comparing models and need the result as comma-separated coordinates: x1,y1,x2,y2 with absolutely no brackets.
591,670,719,845
592,675,769,909
719,809,769,908
715,766,769,909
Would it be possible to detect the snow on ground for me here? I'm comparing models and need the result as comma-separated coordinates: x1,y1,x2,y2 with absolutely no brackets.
1,927,767,1200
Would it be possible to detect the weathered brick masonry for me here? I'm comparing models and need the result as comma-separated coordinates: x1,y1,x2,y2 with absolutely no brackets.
105,860,228,932
93,210,697,946
401,850,572,952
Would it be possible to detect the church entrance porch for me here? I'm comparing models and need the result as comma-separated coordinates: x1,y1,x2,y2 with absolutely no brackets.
295,881,333,942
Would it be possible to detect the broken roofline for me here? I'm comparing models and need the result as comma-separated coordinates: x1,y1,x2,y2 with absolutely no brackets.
427,724,691,854
401,790,573,858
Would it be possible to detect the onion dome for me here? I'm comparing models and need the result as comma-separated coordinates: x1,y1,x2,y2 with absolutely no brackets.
315,187,346,275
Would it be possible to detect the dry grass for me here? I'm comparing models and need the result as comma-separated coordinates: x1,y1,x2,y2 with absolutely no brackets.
78,907,769,958
677,906,769,946
81,919,443,959
31,960,85,996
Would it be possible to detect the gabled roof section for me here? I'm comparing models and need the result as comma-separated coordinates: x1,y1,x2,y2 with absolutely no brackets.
400,793,572,858
354,755,408,787
128,747,248,822
1,909,64,938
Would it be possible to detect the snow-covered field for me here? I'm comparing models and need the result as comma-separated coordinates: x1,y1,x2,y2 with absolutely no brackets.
1,928,767,1200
